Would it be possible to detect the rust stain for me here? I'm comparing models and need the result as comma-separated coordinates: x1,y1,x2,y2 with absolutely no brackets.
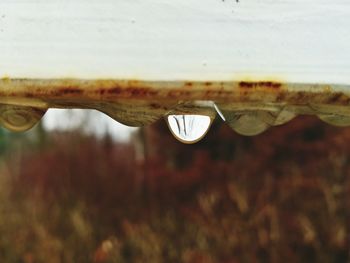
98,88,107,95
1,78,350,108
103,86,159,97
57,88,84,95
130,87,157,96
107,87,123,95
239,81,282,90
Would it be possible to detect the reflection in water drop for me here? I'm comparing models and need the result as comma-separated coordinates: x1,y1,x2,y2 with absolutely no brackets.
318,114,350,127
0,106,46,132
167,115,212,144
223,111,270,136
262,109,296,126
272,110,296,126
214,103,226,121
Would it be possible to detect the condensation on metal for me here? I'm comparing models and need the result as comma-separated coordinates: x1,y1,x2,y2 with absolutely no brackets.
1,78,350,140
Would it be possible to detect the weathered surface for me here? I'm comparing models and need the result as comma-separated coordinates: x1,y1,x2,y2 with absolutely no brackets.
1,78,350,135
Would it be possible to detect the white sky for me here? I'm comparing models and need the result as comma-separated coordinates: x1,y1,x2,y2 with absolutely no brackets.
1,0,350,84
42,109,139,142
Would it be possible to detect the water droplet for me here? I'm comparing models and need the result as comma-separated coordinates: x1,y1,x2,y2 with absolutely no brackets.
318,114,350,127
0,106,46,132
261,109,296,126
166,115,212,143
223,111,269,136
272,109,296,125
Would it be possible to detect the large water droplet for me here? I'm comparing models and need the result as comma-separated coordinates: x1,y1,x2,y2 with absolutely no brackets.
223,111,270,136
318,114,350,127
0,106,46,132
166,115,212,143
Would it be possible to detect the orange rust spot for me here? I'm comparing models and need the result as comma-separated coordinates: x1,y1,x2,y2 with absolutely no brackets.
58,88,84,95
107,87,122,95
97,89,107,95
185,82,193,87
130,87,156,96
104,86,158,97
239,81,282,89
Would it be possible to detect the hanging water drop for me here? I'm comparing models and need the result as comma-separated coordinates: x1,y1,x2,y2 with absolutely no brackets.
318,114,350,127
166,114,212,144
0,106,46,132
223,111,270,136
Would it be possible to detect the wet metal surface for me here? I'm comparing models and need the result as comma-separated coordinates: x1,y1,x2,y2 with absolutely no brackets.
1,78,350,140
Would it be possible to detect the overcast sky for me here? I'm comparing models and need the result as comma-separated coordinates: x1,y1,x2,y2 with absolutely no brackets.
42,109,139,142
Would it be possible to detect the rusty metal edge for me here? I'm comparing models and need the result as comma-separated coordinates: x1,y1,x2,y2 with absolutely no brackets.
1,78,350,135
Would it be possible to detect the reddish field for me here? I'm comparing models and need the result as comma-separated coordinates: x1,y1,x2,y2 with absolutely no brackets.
0,116,348,262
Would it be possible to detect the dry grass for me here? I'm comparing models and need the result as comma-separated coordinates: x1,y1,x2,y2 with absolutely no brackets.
0,116,348,262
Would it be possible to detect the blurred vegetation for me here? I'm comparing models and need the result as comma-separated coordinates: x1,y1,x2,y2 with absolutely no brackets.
0,116,348,262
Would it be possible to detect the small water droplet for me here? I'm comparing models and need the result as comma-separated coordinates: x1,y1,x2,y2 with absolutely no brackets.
166,115,212,143
318,114,350,127
223,111,269,136
0,106,46,132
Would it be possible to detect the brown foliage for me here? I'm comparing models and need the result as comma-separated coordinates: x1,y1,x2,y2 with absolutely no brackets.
0,116,349,262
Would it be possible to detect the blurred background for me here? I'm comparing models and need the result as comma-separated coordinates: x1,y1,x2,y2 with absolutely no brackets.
0,109,349,263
